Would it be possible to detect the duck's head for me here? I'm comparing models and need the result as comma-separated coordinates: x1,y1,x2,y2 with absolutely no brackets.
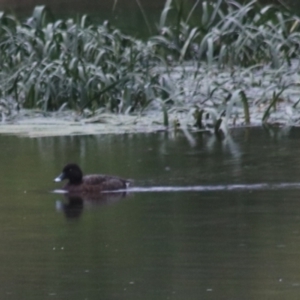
54,163,83,184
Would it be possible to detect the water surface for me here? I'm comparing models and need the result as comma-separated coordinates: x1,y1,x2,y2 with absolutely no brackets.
1,128,300,299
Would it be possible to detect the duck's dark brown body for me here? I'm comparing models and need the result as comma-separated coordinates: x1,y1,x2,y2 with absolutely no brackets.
63,174,129,193
55,164,131,193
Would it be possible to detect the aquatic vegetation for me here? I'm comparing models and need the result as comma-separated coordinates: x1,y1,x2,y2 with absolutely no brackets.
154,0,300,66
0,0,300,136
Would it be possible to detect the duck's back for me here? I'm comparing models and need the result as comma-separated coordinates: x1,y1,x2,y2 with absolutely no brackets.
83,174,129,190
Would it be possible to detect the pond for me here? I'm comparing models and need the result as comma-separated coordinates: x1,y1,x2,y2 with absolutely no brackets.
1,128,300,299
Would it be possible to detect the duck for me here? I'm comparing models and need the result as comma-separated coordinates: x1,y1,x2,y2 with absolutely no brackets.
54,163,131,193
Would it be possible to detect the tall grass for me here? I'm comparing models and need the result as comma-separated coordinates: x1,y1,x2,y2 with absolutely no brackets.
0,1,299,130
0,6,161,112
153,0,300,66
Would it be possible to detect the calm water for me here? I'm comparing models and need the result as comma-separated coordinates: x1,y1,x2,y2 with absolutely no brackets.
1,128,300,299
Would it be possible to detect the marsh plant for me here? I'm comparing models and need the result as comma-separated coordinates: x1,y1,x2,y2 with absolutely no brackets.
0,0,300,131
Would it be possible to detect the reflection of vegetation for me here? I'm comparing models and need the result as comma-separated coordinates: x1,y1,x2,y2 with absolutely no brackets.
0,0,300,132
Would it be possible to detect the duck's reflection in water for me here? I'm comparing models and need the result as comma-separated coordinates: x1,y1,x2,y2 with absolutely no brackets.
56,192,129,219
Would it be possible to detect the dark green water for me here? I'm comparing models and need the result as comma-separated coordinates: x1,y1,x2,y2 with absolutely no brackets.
1,128,300,299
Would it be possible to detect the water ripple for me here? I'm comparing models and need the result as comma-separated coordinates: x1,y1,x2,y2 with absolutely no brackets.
123,183,300,193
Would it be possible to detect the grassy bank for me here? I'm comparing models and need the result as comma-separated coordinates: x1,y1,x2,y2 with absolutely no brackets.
0,0,300,135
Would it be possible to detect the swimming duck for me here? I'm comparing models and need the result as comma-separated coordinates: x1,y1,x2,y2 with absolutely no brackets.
54,163,130,193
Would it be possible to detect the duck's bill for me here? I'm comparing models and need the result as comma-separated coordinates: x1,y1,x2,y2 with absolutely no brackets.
54,173,65,182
